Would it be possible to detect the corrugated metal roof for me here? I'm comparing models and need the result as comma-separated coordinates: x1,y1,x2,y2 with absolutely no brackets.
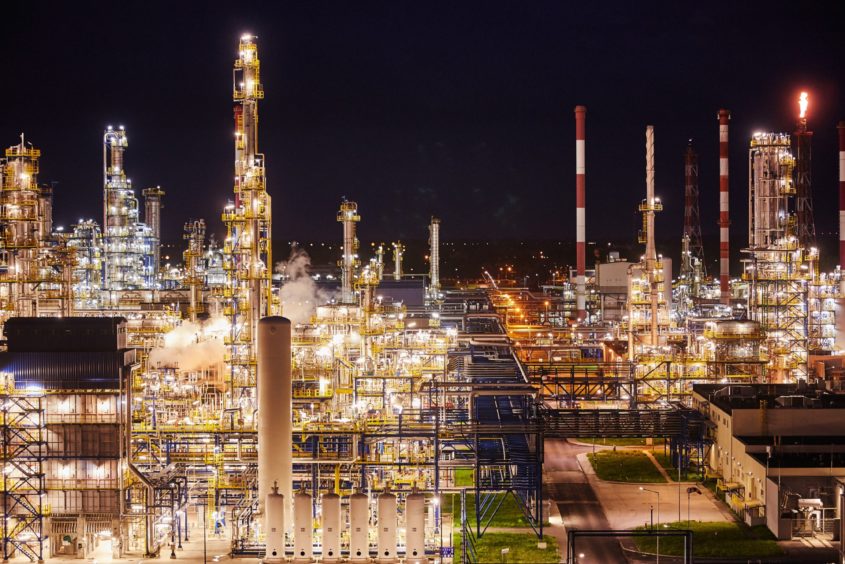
0,350,135,390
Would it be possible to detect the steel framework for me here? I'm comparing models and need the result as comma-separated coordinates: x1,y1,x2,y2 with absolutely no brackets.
0,386,46,563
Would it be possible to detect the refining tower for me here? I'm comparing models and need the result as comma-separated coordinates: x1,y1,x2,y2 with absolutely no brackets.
221,34,274,415
103,126,155,295
337,199,360,304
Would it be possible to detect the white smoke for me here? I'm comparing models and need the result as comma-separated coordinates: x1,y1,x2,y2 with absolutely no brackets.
276,248,334,325
147,315,228,371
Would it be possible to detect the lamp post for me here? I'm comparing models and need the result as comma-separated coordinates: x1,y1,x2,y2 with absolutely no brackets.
686,486,702,529
640,487,660,563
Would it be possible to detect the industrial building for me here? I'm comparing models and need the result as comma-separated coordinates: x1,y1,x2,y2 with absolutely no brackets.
0,30,841,564
692,383,844,544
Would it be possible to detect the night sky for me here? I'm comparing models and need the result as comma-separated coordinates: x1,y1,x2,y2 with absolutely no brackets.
4,2,845,263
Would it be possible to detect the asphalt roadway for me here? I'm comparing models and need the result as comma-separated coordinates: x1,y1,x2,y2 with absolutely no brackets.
544,438,627,563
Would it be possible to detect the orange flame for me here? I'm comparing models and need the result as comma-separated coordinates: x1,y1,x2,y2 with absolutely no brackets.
799,92,808,119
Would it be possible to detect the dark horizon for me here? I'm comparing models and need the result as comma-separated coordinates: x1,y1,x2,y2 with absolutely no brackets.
4,1,845,264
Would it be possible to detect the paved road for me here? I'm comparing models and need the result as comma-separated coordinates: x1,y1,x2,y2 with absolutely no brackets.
544,439,627,563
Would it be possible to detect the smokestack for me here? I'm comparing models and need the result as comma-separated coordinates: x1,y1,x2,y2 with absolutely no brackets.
645,126,658,344
839,121,845,293
429,217,441,299
575,106,587,321
719,109,730,304
258,317,292,522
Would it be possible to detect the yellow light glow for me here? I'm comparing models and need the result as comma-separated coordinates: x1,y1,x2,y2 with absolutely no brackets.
799,91,808,119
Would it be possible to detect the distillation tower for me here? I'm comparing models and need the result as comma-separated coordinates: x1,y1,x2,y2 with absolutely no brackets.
392,241,404,280
337,200,360,304
0,136,71,320
428,216,441,300
103,126,156,297
744,131,807,381
221,34,274,416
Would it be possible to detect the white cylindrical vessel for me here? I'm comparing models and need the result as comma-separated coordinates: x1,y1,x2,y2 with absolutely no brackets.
264,485,285,563
321,493,341,563
349,492,370,563
405,491,427,564
258,317,292,518
377,491,398,563
293,490,313,563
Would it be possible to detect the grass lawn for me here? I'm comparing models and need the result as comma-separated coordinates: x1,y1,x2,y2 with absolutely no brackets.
577,437,665,447
442,492,544,527
454,468,474,487
453,532,559,564
588,450,667,483
633,521,782,558
653,451,705,482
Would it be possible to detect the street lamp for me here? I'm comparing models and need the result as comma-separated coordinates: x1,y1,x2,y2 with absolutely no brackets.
686,486,702,529
640,487,660,563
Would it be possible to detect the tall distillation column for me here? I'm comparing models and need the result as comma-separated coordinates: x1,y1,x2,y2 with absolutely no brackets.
183,219,206,322
142,185,165,280
428,217,441,299
222,34,274,414
392,242,404,281
103,126,149,294
719,110,731,304
746,131,807,381
337,200,360,304
0,136,47,318
574,106,587,321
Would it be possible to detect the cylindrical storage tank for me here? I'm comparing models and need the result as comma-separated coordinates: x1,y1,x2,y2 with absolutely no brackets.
377,491,398,563
404,491,428,564
349,492,370,563
264,485,285,563
321,493,341,563
258,317,292,518
293,490,313,563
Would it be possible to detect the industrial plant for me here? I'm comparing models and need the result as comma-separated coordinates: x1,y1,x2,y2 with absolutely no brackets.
0,32,844,564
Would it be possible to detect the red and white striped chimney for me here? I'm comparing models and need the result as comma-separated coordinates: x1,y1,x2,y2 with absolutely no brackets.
575,106,587,321
718,109,730,304
839,121,845,294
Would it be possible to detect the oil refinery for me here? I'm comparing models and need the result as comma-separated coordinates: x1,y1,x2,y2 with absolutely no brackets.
1,32,845,564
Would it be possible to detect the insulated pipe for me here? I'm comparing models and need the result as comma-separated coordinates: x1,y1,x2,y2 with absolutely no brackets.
719,109,731,304
839,121,845,294
258,317,292,520
575,106,587,321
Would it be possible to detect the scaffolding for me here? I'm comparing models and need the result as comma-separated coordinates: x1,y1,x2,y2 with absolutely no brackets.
0,380,46,563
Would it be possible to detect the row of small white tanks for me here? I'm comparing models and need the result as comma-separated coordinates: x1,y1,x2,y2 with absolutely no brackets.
264,485,429,564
